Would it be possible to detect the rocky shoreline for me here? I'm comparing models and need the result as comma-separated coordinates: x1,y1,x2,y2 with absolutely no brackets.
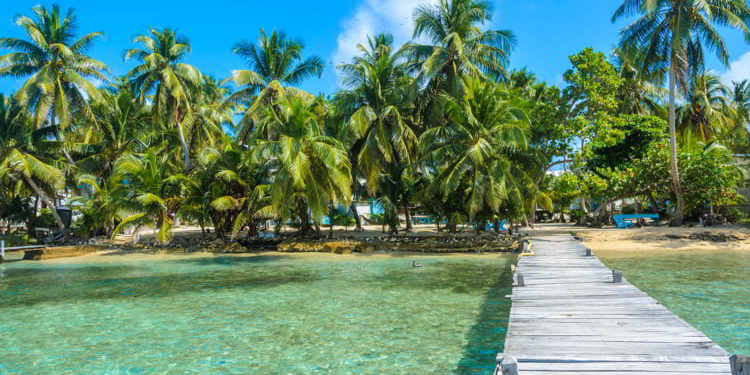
120,233,523,254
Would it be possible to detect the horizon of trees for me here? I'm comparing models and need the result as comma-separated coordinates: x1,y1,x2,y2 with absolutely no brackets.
1,1,750,244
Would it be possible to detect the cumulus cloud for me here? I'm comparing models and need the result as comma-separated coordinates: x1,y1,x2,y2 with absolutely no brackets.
721,51,750,84
332,0,439,78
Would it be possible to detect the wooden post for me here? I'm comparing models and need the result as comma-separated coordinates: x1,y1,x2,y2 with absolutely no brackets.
731,355,750,375
612,270,623,283
516,273,525,287
501,356,518,375
0,240,4,263
521,240,531,253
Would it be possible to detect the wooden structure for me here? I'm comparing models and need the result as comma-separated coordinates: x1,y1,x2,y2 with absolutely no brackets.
0,240,48,262
498,234,735,375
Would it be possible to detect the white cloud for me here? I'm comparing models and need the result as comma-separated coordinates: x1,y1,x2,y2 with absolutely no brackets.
721,51,750,84
332,0,439,79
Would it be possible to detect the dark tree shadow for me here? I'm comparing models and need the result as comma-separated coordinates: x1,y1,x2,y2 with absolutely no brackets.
452,265,513,375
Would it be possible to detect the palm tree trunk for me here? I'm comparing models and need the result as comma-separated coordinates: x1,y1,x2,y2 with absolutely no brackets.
668,64,685,226
448,215,457,234
328,201,334,239
349,202,363,231
49,106,76,165
21,174,66,236
176,119,193,170
404,203,413,232
131,224,143,245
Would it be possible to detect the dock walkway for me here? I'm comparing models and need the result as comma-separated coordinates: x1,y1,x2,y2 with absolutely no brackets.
499,234,732,375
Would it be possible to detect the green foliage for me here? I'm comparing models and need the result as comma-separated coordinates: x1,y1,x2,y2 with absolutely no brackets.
0,4,108,131
225,29,324,143
6,0,750,241
252,93,352,231
419,76,529,221
548,173,581,212
564,48,622,148
407,0,516,92
622,143,744,219
588,114,667,171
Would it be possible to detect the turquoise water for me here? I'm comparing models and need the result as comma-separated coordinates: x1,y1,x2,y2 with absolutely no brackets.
0,253,513,374
599,250,750,355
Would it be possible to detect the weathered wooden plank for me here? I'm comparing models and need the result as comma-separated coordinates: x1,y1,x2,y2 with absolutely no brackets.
499,233,731,374
517,371,730,375
514,354,731,363
518,361,731,372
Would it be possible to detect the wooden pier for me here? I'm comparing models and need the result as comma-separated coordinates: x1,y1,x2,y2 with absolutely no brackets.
498,234,740,375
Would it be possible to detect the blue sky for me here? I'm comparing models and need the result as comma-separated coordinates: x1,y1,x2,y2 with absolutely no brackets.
2,0,750,97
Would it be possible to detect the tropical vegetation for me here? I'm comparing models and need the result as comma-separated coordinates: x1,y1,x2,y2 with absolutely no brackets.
1,1,750,245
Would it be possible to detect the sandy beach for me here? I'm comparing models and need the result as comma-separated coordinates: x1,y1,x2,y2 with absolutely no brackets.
7,222,750,264
524,223,750,254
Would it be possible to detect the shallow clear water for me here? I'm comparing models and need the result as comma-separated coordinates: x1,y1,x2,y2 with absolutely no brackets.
599,250,750,355
0,253,513,374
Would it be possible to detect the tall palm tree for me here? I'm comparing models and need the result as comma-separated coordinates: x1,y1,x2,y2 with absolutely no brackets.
0,4,109,165
224,29,324,142
419,76,528,231
407,0,516,94
252,94,351,235
0,94,66,233
613,0,750,225
124,28,202,170
334,34,418,229
677,73,734,142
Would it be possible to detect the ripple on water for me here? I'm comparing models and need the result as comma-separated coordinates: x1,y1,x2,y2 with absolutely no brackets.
0,253,513,374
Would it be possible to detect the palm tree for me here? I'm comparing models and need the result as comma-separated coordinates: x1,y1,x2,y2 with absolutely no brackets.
0,94,66,233
186,76,234,151
407,0,516,94
732,79,750,124
252,93,351,235
124,28,202,170
334,34,418,229
0,4,109,165
180,139,265,239
419,76,528,231
78,90,151,177
612,45,666,116
612,0,750,225
110,151,181,244
224,29,324,142
677,73,734,142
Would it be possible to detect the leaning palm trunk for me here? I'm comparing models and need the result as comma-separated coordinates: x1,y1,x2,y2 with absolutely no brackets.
21,174,66,237
668,65,685,226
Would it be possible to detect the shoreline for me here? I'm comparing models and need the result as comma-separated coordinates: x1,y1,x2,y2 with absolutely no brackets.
522,223,750,256
4,248,515,265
